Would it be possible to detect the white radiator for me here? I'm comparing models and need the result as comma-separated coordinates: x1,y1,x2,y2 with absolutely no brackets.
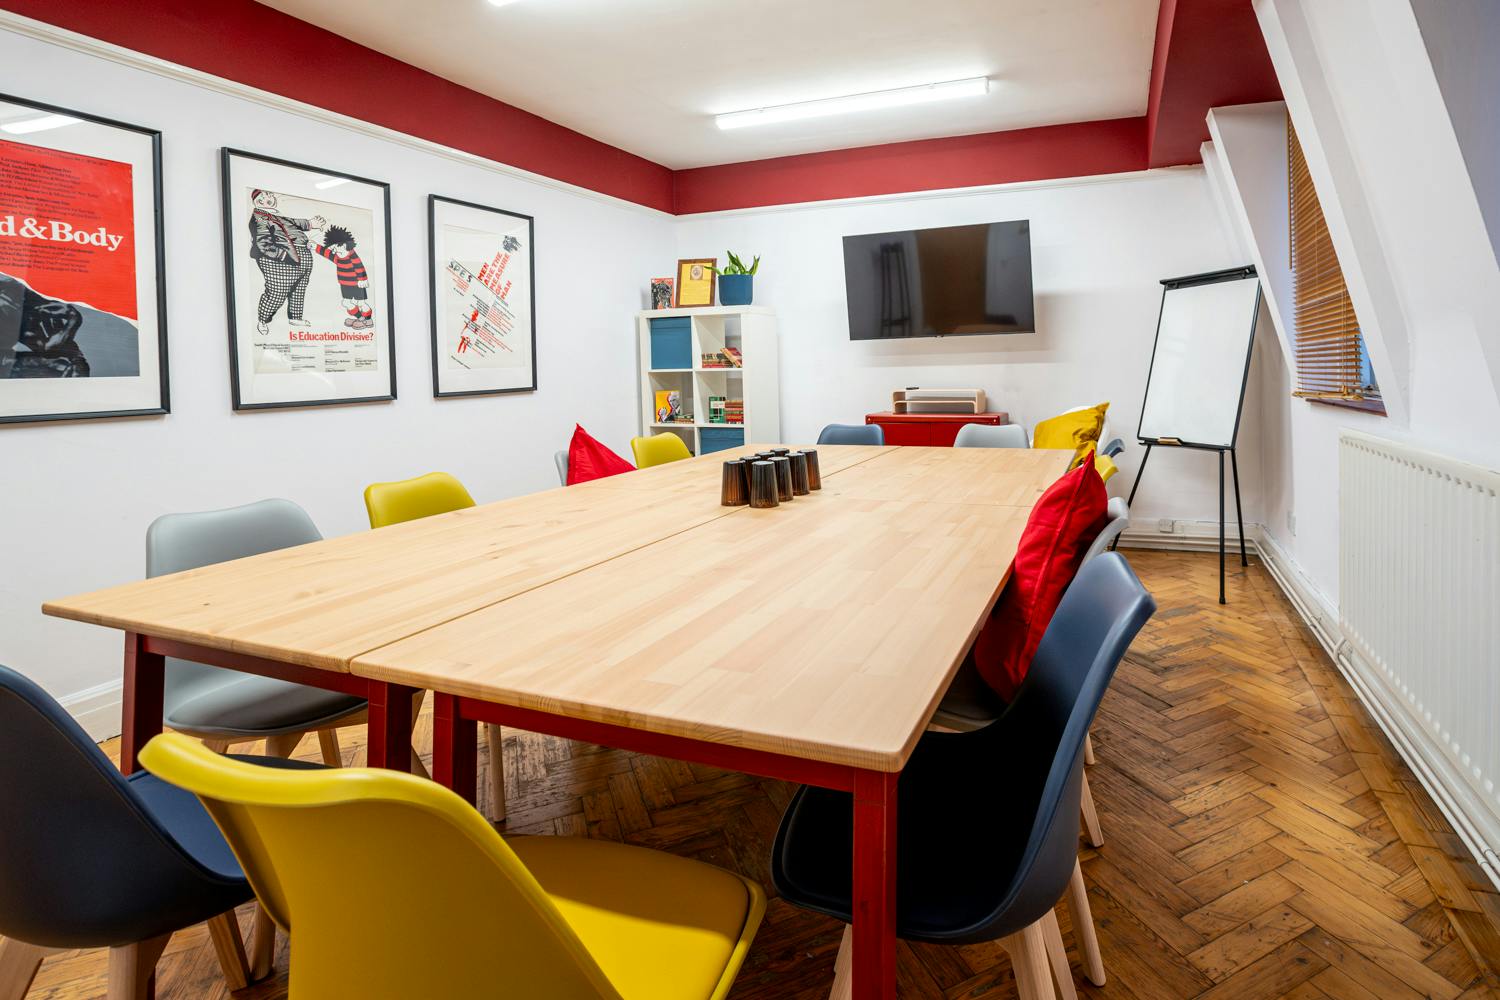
1340,431,1500,871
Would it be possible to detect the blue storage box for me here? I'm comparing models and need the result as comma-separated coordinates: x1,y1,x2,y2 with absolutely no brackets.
699,426,745,454
649,317,692,370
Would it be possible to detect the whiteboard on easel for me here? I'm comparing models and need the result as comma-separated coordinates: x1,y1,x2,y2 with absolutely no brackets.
1137,268,1261,449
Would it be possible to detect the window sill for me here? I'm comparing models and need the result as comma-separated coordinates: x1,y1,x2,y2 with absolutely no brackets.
1307,396,1387,416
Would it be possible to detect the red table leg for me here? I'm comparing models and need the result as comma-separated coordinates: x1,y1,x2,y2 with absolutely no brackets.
367,680,416,771
433,693,477,804
851,768,898,1000
120,631,164,775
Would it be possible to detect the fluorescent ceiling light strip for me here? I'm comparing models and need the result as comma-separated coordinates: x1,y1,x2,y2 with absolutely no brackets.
716,77,990,130
2,114,80,135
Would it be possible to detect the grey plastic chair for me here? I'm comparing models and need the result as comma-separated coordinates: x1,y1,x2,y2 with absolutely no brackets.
816,423,884,446
146,500,368,756
954,423,1029,449
1081,497,1130,565
1100,437,1125,458
554,450,570,486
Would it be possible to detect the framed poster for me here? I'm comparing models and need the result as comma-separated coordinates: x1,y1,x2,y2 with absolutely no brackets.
221,148,395,409
675,257,715,307
0,94,168,424
428,194,536,397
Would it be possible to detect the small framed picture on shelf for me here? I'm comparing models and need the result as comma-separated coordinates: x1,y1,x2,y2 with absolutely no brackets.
649,277,674,310
674,257,716,308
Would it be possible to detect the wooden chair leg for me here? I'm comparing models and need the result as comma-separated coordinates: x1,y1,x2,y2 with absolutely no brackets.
317,729,343,767
264,733,302,759
409,690,431,779
1040,909,1078,1000
828,925,852,1000
206,912,251,991
0,938,56,1000
485,723,507,823
201,738,231,755
1083,733,1096,766
106,934,170,1000
249,904,276,981
999,922,1056,1000
1080,772,1104,848
1063,860,1106,986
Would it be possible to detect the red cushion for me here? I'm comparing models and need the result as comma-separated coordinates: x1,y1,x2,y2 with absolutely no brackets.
565,424,635,485
972,454,1110,700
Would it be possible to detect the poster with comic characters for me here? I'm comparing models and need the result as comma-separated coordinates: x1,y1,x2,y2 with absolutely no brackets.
0,94,167,423
428,195,536,397
221,148,394,409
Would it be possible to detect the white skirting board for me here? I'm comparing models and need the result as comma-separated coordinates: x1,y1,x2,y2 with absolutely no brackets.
1122,521,1500,891
60,679,124,742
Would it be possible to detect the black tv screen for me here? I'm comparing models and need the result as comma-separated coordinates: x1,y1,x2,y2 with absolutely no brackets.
843,220,1034,339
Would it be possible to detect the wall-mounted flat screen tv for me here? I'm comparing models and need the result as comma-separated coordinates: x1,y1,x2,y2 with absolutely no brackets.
843,220,1034,339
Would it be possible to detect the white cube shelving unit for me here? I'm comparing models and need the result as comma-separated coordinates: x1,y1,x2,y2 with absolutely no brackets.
635,305,780,455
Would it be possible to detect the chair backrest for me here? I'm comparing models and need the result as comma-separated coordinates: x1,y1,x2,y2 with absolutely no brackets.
970,554,1154,939
816,423,884,446
139,734,626,999
954,424,1028,449
147,498,325,718
0,666,244,948
629,433,691,469
364,471,476,528
554,450,570,487
1080,497,1129,565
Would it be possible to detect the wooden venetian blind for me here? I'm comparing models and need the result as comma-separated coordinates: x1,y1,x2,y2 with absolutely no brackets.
1288,118,1376,402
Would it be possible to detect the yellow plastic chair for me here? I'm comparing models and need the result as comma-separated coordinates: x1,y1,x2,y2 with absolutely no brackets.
363,471,475,528
139,734,765,1000
629,433,692,469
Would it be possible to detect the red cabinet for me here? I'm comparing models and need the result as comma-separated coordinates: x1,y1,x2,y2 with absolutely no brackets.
865,411,1010,447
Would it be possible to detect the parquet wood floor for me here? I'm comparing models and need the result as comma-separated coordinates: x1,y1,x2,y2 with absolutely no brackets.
22,550,1500,998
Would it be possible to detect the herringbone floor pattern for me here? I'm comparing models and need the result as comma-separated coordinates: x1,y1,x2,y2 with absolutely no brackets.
27,550,1500,998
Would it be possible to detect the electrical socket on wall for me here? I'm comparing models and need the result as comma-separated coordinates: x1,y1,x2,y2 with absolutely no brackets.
1158,518,1176,533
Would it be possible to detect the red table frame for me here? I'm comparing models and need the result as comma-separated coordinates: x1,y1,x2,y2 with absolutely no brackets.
431,693,900,1000
118,631,418,775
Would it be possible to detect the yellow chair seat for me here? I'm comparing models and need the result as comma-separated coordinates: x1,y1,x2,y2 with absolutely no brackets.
510,836,763,1000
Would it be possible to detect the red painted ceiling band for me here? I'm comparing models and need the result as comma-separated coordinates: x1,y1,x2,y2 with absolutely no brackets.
8,0,1278,213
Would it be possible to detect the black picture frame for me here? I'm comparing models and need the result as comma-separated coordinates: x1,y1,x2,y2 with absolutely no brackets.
220,147,396,410
428,194,538,398
0,92,169,425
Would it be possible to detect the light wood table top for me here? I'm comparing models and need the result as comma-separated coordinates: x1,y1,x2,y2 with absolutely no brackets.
823,446,1074,505
42,487,739,672
46,444,1069,770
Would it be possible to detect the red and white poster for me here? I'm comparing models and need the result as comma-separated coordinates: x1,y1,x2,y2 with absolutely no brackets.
0,98,165,422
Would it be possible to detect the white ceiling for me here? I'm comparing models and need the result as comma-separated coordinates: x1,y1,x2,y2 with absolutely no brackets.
258,0,1159,170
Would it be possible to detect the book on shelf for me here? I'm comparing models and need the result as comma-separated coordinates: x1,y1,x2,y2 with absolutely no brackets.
654,389,683,423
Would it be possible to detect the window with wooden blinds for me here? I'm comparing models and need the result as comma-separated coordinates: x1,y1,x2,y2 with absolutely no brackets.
1288,117,1383,410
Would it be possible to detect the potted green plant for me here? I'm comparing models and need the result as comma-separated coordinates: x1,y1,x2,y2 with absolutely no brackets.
710,251,760,306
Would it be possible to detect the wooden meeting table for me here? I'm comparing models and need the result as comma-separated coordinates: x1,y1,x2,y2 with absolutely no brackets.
44,443,1070,1000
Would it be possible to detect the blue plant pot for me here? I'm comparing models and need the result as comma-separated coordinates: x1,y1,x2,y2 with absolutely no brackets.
719,273,754,306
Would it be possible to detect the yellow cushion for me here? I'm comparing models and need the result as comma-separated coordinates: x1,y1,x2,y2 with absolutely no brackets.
1032,403,1109,468
1095,452,1118,482
509,835,764,1000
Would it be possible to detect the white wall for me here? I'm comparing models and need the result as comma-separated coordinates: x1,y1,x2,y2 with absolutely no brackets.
1239,0,1500,606
674,169,1259,529
0,24,674,721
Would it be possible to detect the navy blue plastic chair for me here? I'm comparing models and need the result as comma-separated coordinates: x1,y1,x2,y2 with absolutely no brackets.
0,664,319,998
770,554,1155,999
816,423,884,446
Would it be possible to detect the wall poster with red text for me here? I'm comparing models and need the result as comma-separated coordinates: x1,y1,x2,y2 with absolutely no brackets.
221,148,394,410
0,95,167,423
428,195,536,397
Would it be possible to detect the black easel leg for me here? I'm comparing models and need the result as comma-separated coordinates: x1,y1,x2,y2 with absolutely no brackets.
1230,447,1247,567
1218,450,1226,605
1113,444,1152,552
